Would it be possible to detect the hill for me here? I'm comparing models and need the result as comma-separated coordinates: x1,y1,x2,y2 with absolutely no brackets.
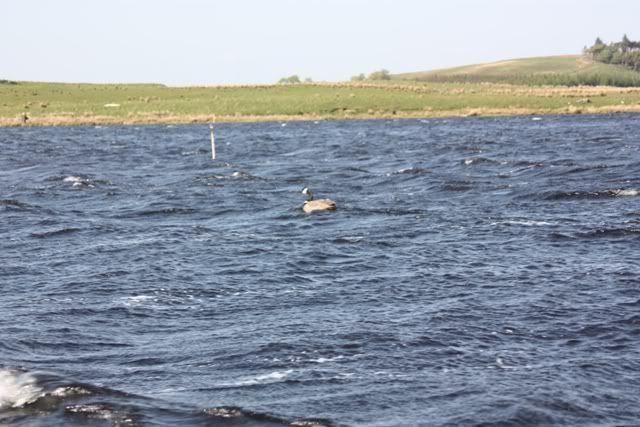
394,55,640,86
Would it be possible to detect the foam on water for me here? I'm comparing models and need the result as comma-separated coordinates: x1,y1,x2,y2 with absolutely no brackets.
310,356,345,364
220,370,295,388
0,369,43,410
63,175,94,187
61,175,111,188
62,175,82,183
119,292,205,311
613,188,639,196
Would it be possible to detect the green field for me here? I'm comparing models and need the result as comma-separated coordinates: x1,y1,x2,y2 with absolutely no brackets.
2,60,640,126
395,55,640,86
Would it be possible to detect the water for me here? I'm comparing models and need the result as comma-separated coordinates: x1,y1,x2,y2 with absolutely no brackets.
1,115,640,426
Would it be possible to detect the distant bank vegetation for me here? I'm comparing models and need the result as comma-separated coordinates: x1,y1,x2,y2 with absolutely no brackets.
587,35,640,72
278,75,312,84
351,69,391,82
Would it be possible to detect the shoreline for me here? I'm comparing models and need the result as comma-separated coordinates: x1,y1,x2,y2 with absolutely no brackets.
2,105,640,127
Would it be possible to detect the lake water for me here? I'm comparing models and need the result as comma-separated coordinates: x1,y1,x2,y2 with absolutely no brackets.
1,115,639,426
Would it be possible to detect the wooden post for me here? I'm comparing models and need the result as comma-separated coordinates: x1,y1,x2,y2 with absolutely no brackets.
214,123,216,160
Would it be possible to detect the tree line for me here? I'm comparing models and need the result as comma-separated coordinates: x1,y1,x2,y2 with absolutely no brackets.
351,69,391,82
277,75,313,84
277,69,392,84
587,34,640,71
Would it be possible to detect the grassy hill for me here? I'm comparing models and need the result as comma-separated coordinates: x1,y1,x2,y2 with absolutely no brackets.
395,55,640,86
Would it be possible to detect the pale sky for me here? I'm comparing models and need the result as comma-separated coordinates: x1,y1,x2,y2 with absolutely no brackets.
2,0,638,85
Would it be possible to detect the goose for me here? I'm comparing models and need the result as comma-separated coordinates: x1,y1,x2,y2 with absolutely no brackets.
301,187,336,213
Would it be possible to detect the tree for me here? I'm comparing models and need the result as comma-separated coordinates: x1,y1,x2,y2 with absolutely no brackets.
630,51,640,71
611,51,625,64
278,75,301,84
351,73,366,82
367,69,391,81
588,35,640,73
598,48,613,63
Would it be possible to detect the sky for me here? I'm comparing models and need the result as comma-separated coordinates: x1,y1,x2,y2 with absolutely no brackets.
2,0,639,85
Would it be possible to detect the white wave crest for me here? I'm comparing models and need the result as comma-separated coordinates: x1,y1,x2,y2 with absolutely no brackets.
0,369,44,410
218,370,294,388
310,355,345,364
63,176,95,188
612,189,639,197
491,220,555,227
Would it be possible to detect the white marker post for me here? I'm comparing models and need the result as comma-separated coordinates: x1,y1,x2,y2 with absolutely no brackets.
209,123,216,160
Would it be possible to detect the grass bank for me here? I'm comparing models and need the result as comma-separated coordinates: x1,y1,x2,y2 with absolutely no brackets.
2,80,640,127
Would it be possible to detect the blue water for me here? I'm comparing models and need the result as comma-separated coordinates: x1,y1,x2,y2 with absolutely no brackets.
1,115,640,426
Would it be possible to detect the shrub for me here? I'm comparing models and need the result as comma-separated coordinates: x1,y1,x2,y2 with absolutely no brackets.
278,75,301,84
368,69,391,81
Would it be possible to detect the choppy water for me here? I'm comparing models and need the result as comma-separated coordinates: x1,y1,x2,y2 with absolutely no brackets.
1,115,640,426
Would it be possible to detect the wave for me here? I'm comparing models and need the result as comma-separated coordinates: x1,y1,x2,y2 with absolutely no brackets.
540,188,640,201
332,235,366,244
612,189,640,197
348,207,429,217
528,162,612,177
181,148,210,156
462,157,502,166
0,368,43,410
58,175,110,188
441,180,474,192
588,135,623,143
213,370,296,389
580,228,640,239
558,164,610,176
550,227,640,240
491,219,555,227
115,206,197,218
0,199,39,211
136,207,196,216
194,170,263,183
204,407,332,427
0,368,334,427
390,167,429,176
30,227,82,239
512,160,545,168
